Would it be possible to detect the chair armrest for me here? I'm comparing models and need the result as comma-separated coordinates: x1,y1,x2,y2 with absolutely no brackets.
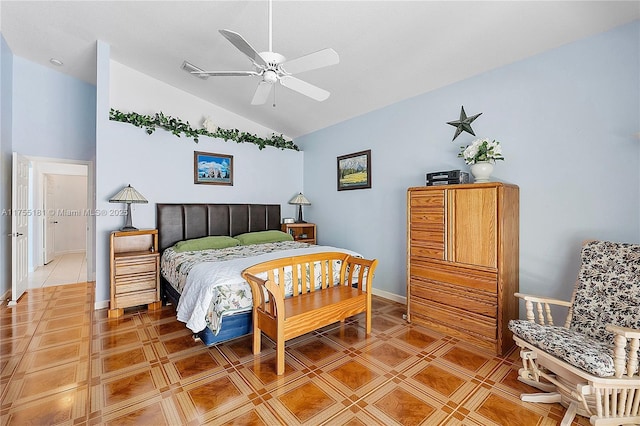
344,256,378,293
242,271,285,319
514,292,572,326
607,325,640,378
607,324,640,339
514,292,573,307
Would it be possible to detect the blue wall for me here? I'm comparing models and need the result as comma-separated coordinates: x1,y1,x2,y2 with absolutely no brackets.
12,56,96,161
297,21,640,305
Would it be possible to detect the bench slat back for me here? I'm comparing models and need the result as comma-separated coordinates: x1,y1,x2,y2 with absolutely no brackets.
244,252,350,298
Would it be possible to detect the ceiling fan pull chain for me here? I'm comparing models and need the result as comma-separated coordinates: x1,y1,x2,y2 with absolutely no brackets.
273,83,277,108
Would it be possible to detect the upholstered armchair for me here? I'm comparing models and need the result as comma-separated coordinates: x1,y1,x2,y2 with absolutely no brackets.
508,240,640,426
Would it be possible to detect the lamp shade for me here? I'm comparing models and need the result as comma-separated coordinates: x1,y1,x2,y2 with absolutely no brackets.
109,185,147,231
109,184,148,204
288,193,311,205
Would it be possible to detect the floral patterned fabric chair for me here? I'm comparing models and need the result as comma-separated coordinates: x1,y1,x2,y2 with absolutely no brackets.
508,240,640,426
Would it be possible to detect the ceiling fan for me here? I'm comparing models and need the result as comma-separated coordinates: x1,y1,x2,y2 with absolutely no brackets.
182,0,339,105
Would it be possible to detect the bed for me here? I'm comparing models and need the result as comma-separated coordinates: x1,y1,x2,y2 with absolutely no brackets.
156,203,359,346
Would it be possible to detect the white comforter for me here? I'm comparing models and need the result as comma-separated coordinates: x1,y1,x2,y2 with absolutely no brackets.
176,245,361,333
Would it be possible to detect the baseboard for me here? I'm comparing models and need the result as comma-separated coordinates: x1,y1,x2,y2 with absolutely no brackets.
372,288,406,305
55,249,86,256
94,300,109,310
91,291,404,311
1,289,11,306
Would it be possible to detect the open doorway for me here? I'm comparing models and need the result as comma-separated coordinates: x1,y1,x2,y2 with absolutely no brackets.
28,158,90,288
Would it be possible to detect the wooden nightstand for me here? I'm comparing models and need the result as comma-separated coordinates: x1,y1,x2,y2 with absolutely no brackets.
281,223,317,244
109,229,161,318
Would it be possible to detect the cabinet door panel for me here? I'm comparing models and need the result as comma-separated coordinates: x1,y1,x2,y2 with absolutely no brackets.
449,188,497,268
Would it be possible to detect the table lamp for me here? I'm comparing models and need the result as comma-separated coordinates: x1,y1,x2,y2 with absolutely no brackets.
288,193,311,223
109,184,148,231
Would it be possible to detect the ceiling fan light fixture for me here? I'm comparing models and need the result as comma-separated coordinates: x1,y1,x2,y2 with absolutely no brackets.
263,70,278,83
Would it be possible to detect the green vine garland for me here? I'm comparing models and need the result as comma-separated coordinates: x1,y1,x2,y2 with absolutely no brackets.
109,108,299,151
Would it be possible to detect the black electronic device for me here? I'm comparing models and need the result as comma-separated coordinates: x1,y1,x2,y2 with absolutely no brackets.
426,170,469,186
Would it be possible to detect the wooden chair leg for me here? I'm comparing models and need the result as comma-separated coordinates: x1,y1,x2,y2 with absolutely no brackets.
276,320,285,375
252,313,261,355
365,307,371,334
276,338,285,375
560,401,577,426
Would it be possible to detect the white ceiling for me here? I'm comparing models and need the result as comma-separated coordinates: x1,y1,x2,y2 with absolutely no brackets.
2,1,638,138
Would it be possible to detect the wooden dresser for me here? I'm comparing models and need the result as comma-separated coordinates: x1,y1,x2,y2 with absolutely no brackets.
406,183,519,355
109,229,161,318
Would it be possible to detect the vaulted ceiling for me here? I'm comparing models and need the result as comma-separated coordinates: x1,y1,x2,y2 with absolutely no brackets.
2,1,638,138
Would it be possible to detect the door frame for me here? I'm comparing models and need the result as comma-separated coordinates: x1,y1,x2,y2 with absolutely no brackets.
43,174,56,265
23,155,95,284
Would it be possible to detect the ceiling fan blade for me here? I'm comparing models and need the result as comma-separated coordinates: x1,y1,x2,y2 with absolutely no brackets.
251,81,273,105
192,71,259,77
279,76,330,102
280,48,339,75
181,61,210,79
219,29,267,68
182,61,259,79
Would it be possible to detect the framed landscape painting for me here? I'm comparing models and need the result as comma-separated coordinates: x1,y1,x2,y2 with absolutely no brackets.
194,151,233,185
337,149,371,191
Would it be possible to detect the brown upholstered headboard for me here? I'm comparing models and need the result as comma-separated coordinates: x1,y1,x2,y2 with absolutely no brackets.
156,203,281,251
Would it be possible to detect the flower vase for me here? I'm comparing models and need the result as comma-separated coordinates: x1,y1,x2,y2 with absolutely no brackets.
470,161,493,183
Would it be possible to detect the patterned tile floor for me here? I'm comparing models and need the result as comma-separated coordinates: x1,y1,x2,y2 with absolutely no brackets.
0,282,591,425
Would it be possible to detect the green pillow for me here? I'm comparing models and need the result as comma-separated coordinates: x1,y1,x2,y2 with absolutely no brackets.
234,230,294,245
173,235,240,252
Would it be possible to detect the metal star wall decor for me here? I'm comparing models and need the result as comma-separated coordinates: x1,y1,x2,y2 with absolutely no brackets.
447,106,482,141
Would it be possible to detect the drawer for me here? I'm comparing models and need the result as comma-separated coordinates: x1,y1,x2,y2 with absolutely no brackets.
410,208,445,228
115,289,157,308
410,244,445,260
115,272,157,294
410,277,496,317
115,257,157,275
410,259,497,292
409,297,497,342
410,192,444,208
409,229,444,245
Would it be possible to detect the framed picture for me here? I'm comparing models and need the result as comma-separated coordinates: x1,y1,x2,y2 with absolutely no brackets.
337,149,371,191
194,151,233,185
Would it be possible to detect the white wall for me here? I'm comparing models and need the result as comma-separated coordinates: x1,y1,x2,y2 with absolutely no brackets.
297,21,640,308
94,46,304,306
29,159,89,269
50,174,87,255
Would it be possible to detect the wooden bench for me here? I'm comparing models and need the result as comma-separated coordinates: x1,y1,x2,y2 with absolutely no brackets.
241,252,378,375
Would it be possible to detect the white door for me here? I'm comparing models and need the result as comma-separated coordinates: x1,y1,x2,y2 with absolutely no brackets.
44,174,56,264
10,152,29,305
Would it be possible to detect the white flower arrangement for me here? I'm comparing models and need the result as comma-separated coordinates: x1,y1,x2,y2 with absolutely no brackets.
202,116,217,133
458,138,505,165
